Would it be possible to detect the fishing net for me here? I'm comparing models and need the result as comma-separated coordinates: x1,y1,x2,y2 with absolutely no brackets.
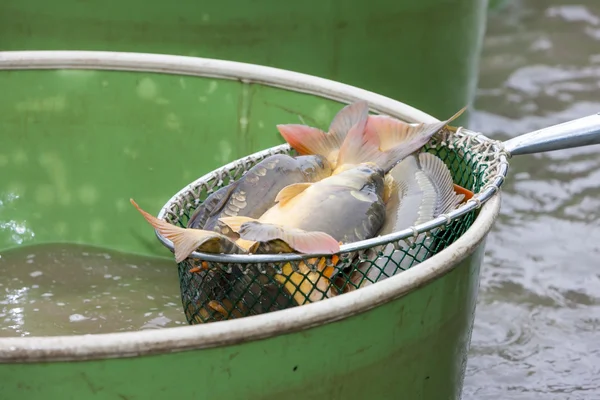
158,124,508,324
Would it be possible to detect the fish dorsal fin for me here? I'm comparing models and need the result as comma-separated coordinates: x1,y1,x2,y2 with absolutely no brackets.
328,101,370,147
418,153,465,216
275,183,312,206
130,199,239,262
218,216,257,234
238,221,340,254
335,114,385,170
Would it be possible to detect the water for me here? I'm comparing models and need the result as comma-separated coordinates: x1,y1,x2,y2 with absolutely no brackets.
0,243,186,337
463,1,600,399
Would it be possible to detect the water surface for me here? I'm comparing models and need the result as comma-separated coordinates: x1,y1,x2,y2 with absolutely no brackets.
464,1,600,398
0,243,185,337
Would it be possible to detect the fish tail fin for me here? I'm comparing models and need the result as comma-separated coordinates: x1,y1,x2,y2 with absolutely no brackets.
235,220,340,254
327,100,370,146
334,115,419,173
277,101,369,166
130,199,236,262
374,107,466,152
417,153,466,215
354,107,466,172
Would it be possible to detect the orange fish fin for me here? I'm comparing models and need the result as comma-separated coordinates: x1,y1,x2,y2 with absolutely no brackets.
218,216,257,234
130,199,232,262
237,221,340,254
453,184,474,202
275,182,312,206
328,101,370,147
276,124,332,157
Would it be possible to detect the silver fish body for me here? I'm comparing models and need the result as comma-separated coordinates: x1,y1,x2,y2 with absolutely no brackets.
250,162,388,246
187,153,332,234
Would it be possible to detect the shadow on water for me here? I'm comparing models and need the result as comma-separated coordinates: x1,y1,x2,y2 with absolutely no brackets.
464,1,600,399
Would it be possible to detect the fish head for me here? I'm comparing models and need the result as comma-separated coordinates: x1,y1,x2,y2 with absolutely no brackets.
296,154,333,181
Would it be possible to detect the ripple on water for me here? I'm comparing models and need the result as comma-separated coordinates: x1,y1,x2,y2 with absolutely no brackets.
465,0,600,398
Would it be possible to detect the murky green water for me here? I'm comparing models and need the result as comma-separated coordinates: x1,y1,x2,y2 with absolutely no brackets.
0,244,186,336
464,1,600,399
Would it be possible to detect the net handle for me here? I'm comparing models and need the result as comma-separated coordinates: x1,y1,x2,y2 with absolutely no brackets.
503,112,600,156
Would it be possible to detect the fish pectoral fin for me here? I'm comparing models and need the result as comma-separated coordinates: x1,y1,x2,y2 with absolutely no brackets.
418,153,468,214
237,221,340,254
218,216,257,234
130,199,238,262
275,182,312,206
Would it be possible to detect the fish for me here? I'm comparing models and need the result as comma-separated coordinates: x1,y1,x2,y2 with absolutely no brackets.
219,162,390,304
187,153,333,238
216,113,432,304
161,109,414,260
342,152,466,290
277,101,467,175
220,163,387,248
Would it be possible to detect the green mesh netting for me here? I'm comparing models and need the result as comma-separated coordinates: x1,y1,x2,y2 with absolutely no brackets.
162,126,498,324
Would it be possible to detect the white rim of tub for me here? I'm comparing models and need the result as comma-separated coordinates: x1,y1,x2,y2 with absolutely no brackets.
0,51,501,363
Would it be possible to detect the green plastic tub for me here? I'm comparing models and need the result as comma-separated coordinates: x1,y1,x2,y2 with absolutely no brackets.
0,0,489,119
0,51,501,400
